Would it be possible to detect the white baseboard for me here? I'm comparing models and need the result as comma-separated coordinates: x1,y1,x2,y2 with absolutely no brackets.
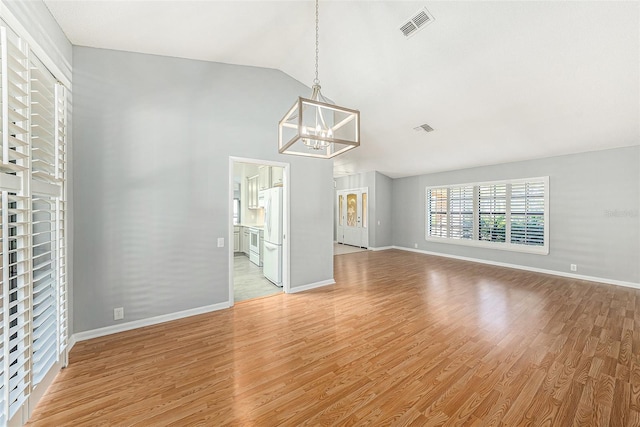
392,246,640,290
288,279,335,293
72,302,230,342
67,335,76,353
370,246,393,251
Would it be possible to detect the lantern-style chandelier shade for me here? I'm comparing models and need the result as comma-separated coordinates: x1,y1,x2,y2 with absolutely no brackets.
278,0,360,159
278,88,360,159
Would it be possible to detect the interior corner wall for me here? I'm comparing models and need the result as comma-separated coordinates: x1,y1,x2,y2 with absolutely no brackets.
391,146,640,284
374,172,393,248
72,46,334,334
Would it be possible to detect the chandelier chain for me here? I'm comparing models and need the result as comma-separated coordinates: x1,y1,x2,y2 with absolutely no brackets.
314,0,320,85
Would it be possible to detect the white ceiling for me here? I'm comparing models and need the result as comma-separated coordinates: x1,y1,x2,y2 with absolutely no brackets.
44,0,639,179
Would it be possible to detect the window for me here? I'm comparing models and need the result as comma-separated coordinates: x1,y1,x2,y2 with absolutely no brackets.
449,186,473,239
510,181,545,246
0,21,69,424
233,199,240,225
362,192,367,228
347,193,357,227
478,184,507,243
427,188,447,238
426,177,548,254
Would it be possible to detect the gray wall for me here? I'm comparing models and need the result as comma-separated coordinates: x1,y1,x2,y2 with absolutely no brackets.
73,47,334,333
392,146,640,284
374,172,393,247
334,171,393,248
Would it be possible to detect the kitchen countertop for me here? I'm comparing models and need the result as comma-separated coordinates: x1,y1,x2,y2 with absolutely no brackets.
238,224,264,230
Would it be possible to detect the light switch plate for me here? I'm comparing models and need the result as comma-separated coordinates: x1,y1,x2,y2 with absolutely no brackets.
217,237,224,247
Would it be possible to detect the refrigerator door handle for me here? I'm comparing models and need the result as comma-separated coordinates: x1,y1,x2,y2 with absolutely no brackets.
264,241,278,250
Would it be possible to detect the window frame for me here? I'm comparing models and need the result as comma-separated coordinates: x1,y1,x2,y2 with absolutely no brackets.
425,177,549,255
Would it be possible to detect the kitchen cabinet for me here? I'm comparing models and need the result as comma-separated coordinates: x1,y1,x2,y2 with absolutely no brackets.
247,175,259,209
233,226,240,252
271,167,283,187
242,227,250,255
258,166,271,191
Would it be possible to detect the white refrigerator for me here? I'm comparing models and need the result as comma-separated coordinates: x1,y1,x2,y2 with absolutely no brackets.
262,187,283,286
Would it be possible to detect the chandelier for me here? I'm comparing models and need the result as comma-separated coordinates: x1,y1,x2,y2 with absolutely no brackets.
278,0,360,159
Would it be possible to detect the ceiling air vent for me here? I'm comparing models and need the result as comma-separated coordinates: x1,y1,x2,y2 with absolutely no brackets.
400,7,435,38
414,123,434,133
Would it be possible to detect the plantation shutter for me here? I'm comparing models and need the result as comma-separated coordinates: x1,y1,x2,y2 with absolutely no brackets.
511,180,545,246
3,192,31,420
426,178,547,254
55,84,67,353
31,55,57,185
0,26,29,175
449,186,473,239
427,188,447,238
30,53,61,388
478,184,507,242
31,196,56,385
1,24,32,421
0,18,69,423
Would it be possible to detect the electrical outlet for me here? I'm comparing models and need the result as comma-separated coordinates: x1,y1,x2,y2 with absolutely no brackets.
114,307,124,320
570,264,577,272
217,237,224,248
414,243,418,249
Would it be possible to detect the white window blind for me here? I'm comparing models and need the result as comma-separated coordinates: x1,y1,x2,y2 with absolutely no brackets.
1,26,29,175
0,20,69,424
449,186,473,240
425,177,548,254
511,181,545,246
3,193,31,420
31,196,56,386
54,84,67,353
1,24,32,422
31,55,57,185
427,188,447,238
478,184,507,243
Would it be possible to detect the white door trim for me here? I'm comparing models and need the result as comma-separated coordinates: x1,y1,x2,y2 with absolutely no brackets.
228,157,291,306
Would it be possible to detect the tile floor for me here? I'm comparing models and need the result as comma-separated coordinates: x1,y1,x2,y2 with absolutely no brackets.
233,254,281,302
333,243,369,255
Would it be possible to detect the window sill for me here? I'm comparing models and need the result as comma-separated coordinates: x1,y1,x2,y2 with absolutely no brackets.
425,236,549,255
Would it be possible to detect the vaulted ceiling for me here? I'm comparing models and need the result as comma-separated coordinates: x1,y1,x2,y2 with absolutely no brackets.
44,0,639,178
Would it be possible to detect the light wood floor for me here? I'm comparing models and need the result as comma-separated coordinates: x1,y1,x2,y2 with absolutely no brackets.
28,249,640,426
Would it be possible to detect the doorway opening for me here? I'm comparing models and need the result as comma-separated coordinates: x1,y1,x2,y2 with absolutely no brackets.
229,157,290,305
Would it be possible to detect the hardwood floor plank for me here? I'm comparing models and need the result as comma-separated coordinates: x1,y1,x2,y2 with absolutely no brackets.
555,381,585,425
25,250,640,426
501,368,547,425
611,378,631,426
